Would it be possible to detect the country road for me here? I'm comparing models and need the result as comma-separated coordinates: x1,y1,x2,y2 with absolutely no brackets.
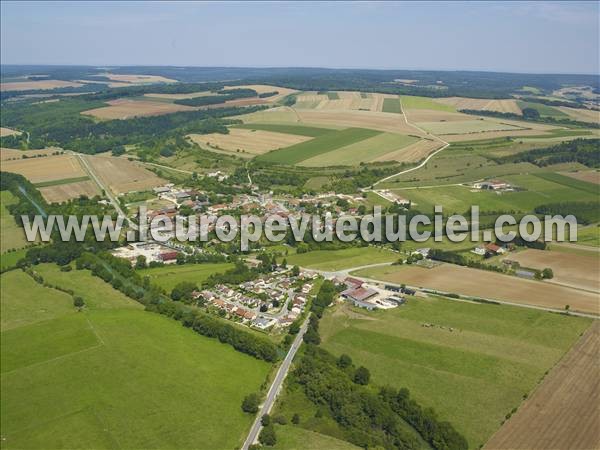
373,98,449,186
241,312,311,449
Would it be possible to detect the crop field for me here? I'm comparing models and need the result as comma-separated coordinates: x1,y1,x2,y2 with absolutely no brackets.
485,321,599,450
404,109,474,123
572,225,600,247
1,154,86,183
294,109,423,135
319,297,592,448
0,127,21,137
432,97,522,114
137,262,233,292
401,95,456,112
556,106,600,124
0,148,60,160
559,169,600,185
299,132,419,166
222,84,298,103
190,128,312,155
39,180,100,203
143,91,212,100
516,100,567,118
354,263,599,314
257,127,380,165
373,138,441,163
0,265,271,449
417,119,525,135
234,123,335,137
283,246,397,271
85,155,166,194
293,91,391,111
0,79,84,91
82,98,195,120
1,191,28,252
382,97,402,113
501,249,599,293
99,73,178,84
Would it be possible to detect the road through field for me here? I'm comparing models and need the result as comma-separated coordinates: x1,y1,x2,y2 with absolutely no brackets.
373,98,450,186
241,312,312,450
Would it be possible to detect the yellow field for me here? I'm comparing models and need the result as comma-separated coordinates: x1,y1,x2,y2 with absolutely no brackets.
99,73,178,84
556,106,600,124
294,91,396,112
295,109,424,135
188,128,311,155
0,80,83,92
82,99,195,120
40,180,101,203
222,84,297,103
404,109,474,123
0,127,21,137
372,138,442,163
1,148,61,161
433,97,522,114
85,155,166,194
143,92,212,100
1,154,86,183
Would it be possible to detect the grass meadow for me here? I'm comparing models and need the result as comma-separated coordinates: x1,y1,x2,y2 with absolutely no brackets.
137,262,234,292
283,246,398,271
401,95,456,112
382,97,402,113
319,298,592,448
1,191,28,252
1,265,271,449
234,123,335,137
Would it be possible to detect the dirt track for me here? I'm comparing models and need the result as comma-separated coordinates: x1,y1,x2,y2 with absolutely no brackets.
485,321,600,450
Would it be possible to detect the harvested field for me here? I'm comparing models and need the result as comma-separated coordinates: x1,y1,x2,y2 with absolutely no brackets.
222,84,297,103
417,119,524,135
404,109,474,123
1,147,61,161
433,97,522,115
85,155,166,194
354,263,600,315
1,154,85,183
188,128,311,155
485,321,600,450
0,127,20,137
295,93,328,109
299,132,419,166
222,97,269,107
442,128,559,142
235,107,305,125
143,91,212,100
81,98,194,120
503,249,600,293
295,109,425,135
99,73,178,84
556,106,600,124
372,138,442,163
0,79,83,92
559,170,600,185
39,180,100,203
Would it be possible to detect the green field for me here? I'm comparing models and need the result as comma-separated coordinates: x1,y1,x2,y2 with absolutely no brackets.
401,95,456,112
418,119,523,135
0,248,28,271
272,425,360,450
390,172,598,214
257,128,381,165
137,262,233,292
533,171,599,195
1,191,28,252
34,176,90,188
1,265,271,449
574,224,600,246
234,123,335,137
326,92,340,100
284,247,397,271
319,298,591,448
299,132,419,167
517,100,567,118
382,97,402,113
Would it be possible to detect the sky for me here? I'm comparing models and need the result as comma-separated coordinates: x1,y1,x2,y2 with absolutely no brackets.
1,1,598,74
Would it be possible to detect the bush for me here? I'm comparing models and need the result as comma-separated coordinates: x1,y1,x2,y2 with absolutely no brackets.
261,414,271,426
291,413,300,424
258,425,277,446
73,296,85,308
242,393,260,413
273,414,287,425
353,366,370,385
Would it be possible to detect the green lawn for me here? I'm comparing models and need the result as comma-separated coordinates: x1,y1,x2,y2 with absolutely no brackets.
299,132,419,167
284,247,397,271
137,262,234,292
234,123,335,137
272,424,360,450
401,95,456,112
1,191,28,252
0,248,28,271
319,298,591,449
382,97,402,113
1,266,271,450
257,128,381,165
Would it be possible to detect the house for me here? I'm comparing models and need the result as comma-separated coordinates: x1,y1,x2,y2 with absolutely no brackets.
485,243,506,254
342,286,378,303
159,251,178,262
344,277,364,289
413,248,431,258
472,245,487,256
473,180,510,191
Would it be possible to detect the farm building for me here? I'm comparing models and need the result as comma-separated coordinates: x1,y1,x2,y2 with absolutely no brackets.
473,180,511,191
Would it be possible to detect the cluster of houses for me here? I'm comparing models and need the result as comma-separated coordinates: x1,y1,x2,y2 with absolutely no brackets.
111,242,179,265
472,180,514,191
192,270,317,331
472,242,511,257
